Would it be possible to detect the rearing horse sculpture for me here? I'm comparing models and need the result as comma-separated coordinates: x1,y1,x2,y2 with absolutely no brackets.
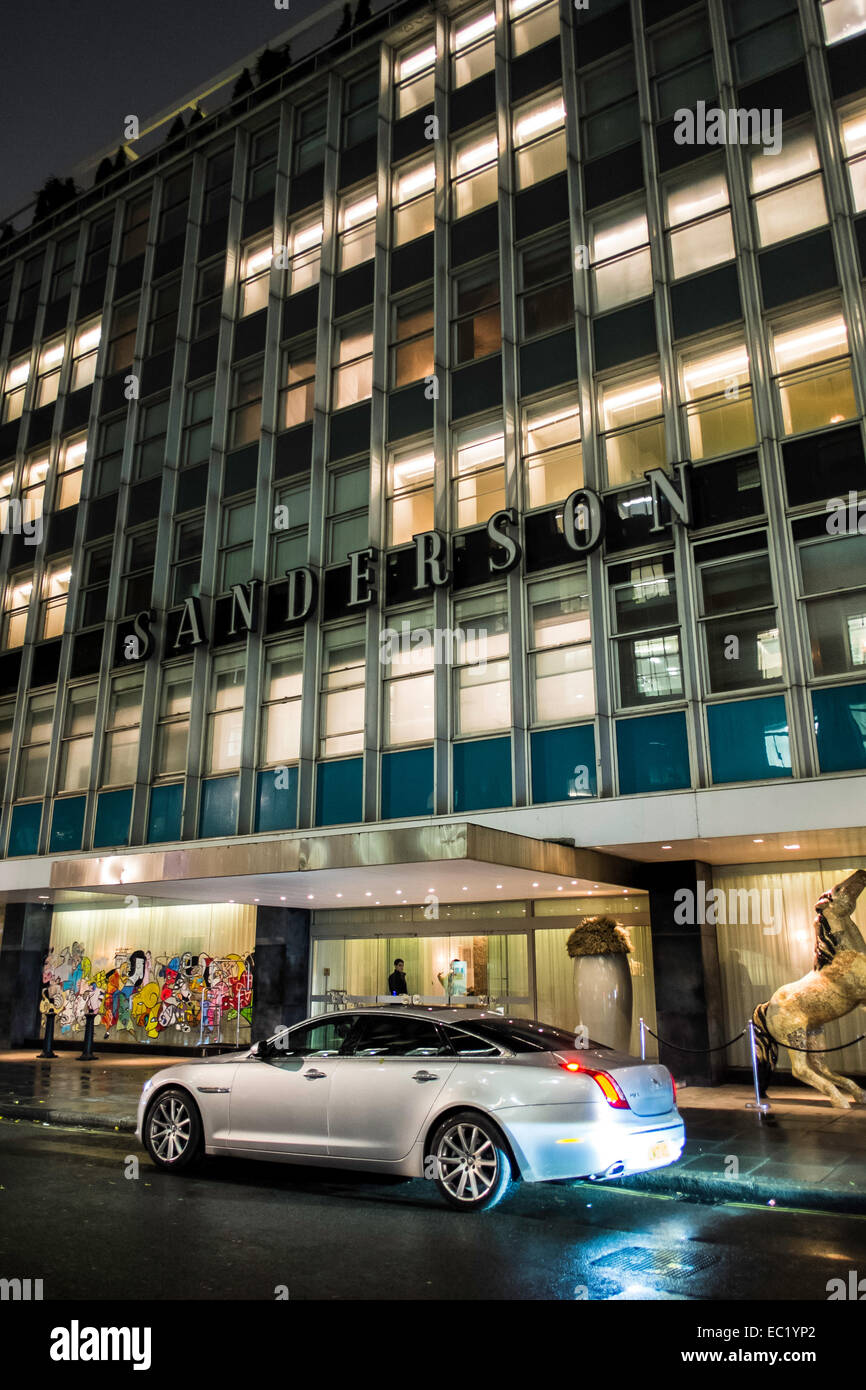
753,868,866,1108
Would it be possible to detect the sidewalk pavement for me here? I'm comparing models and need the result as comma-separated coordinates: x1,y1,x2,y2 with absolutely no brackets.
0,1051,864,1214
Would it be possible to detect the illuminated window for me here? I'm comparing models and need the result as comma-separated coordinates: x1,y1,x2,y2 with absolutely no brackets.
70,318,101,390
513,92,566,190
396,41,436,117
240,233,273,316
770,312,857,435
22,451,49,522
590,202,652,313
338,187,377,271
270,478,310,577
820,0,866,45
155,663,193,776
452,590,510,735
207,653,245,773
2,356,30,423
797,531,866,676
319,623,367,757
522,396,582,508
3,572,33,649
387,443,435,545
332,318,373,408
35,338,65,407
451,127,498,217
261,641,303,764
600,372,666,487
511,0,559,56
57,433,87,509
452,421,505,529
0,697,15,793
680,342,755,460
391,294,434,388
40,560,71,640
0,468,13,532
453,262,501,364
393,158,435,245
57,689,94,802
452,8,495,86
839,103,866,212
229,361,263,447
528,572,594,723
383,605,435,745
664,162,734,280
286,214,323,293
749,126,827,247
280,343,316,429
19,690,56,798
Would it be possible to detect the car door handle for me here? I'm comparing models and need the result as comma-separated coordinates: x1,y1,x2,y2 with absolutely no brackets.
412,1070,439,1082
304,1069,327,1080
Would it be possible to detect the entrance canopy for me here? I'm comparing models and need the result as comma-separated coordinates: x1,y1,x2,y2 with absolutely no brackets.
48,823,644,908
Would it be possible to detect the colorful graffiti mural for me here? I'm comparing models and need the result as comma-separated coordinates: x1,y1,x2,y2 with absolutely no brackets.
40,941,254,1044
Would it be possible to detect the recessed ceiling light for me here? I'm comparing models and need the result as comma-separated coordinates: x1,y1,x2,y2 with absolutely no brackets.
307,894,314,900
462,886,468,891
753,838,764,844
661,844,672,850
571,880,577,885
280,896,286,901
375,901,380,905
365,891,372,897
254,898,259,903
557,886,563,891
784,844,800,850
496,883,503,889
532,882,539,888
428,887,435,893
336,893,342,898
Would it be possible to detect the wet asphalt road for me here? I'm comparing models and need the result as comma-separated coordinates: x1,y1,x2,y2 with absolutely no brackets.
1,1119,863,1302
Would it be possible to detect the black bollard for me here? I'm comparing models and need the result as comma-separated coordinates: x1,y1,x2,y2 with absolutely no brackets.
37,1011,58,1059
77,1011,98,1061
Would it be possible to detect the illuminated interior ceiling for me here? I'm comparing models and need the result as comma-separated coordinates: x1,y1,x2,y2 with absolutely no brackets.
47,823,642,909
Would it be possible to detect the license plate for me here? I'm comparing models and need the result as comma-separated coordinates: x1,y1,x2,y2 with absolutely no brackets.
648,1139,675,1162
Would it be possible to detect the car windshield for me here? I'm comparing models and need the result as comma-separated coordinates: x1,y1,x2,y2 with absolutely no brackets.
449,1017,608,1053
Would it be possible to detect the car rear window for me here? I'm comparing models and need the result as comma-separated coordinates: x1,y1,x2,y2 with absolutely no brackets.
448,1017,606,1053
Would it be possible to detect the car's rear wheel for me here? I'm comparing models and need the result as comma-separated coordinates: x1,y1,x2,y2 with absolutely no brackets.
144,1087,202,1171
430,1110,513,1212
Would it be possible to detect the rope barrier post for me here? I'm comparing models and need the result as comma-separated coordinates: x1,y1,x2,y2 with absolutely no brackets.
639,1016,646,1061
745,1020,771,1113
77,1009,98,1061
37,1009,58,1059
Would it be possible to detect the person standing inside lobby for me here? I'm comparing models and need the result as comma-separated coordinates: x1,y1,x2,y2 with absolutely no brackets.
388,958,408,995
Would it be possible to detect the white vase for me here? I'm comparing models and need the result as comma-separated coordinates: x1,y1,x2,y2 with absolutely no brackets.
572,954,633,1054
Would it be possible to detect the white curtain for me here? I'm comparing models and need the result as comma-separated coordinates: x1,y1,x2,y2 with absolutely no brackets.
533,919,657,1055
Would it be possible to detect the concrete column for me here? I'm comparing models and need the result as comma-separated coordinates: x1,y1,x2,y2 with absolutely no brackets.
251,905,311,1039
0,902,53,1049
646,861,725,1086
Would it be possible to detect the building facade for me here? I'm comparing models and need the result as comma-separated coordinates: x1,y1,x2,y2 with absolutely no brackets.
0,0,864,1081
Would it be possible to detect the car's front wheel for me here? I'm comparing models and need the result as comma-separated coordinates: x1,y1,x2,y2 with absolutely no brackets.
429,1110,514,1212
144,1087,202,1171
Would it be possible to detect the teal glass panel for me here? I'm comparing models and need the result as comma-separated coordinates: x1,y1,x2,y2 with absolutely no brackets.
707,696,792,784
316,758,363,826
198,777,239,838
812,682,866,773
453,738,511,811
616,712,690,794
381,747,433,819
93,788,133,848
8,802,43,857
147,784,184,843
49,797,86,853
256,766,298,832
531,725,597,803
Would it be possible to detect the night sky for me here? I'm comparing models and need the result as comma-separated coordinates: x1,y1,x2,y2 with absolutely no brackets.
0,0,342,223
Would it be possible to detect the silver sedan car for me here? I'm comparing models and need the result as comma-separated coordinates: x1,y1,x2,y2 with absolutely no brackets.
137,1007,685,1211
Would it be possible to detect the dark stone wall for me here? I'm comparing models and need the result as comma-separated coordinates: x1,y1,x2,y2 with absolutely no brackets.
0,902,53,1048
646,861,725,1085
251,906,311,1040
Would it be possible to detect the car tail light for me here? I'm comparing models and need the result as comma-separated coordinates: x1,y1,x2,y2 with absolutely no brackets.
558,1059,630,1109
671,1075,677,1104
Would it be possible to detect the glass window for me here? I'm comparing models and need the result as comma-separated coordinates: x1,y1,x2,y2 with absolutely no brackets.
522,396,582,508
293,100,327,174
286,214,324,294
280,343,316,429
247,124,279,201
219,500,255,589
383,605,435,745
391,294,434,388
797,531,866,676
590,203,652,313
3,572,34,649
664,163,734,280
452,421,505,529
320,623,367,756
609,556,683,707
396,41,436,117
40,560,71,640
749,126,827,247
343,69,379,148
23,451,49,523
57,433,87,509
158,166,191,242
50,232,78,300
451,127,498,217
207,653,246,772
18,690,55,798
261,641,303,764
35,338,65,407
697,545,782,692
770,312,857,435
102,674,143,785
332,318,373,409
122,527,156,615
193,258,224,338
204,147,234,223
136,396,169,480
107,299,139,373
839,102,866,213
271,478,310,577
326,463,370,561
78,541,113,627
230,361,263,447
95,414,125,494
58,684,96,793
393,158,435,246
511,0,559,56
155,663,193,776
183,381,214,467
680,342,755,460
513,92,567,190
147,277,181,355
518,235,573,339
600,372,666,488
387,444,435,546
821,0,866,44
452,8,496,85
239,232,273,316
71,318,102,390
338,187,377,271
3,356,30,423
121,194,150,261
453,590,510,734
0,697,15,793
171,515,205,605
528,572,594,722
453,262,501,364
581,54,639,160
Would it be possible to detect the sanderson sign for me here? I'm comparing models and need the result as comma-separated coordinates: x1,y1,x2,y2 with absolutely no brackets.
125,464,692,659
